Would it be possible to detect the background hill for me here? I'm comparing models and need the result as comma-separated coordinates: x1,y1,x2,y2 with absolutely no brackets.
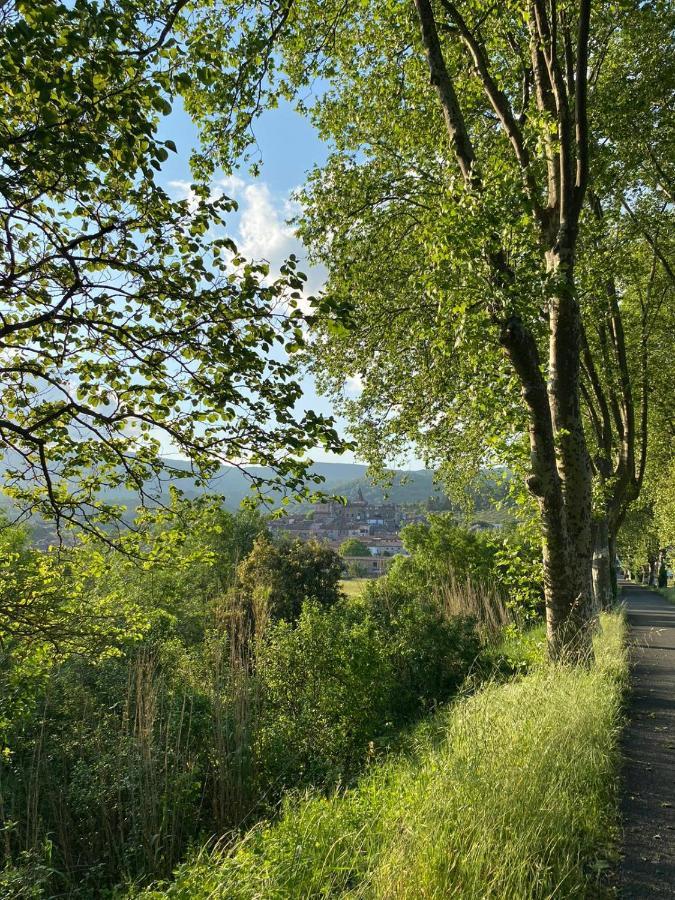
1,455,513,542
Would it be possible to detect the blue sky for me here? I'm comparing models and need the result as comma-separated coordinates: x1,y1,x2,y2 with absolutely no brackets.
156,98,376,466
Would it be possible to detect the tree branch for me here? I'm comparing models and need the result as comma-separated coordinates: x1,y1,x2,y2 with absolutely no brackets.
413,0,477,186
572,0,591,216
438,0,544,224
621,198,675,287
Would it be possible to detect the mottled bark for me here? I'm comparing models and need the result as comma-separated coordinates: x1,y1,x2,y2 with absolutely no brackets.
501,312,592,659
608,530,618,603
545,245,594,650
591,516,613,612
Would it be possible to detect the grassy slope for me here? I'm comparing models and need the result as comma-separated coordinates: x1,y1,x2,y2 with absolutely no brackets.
659,586,675,603
138,613,627,900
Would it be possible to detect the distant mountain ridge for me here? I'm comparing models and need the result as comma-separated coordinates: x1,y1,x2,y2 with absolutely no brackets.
0,455,440,514
102,461,443,511
1,456,510,528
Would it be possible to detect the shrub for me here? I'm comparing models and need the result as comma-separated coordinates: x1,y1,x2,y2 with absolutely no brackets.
254,602,393,785
146,613,626,900
396,515,498,588
339,538,372,557
362,578,482,718
234,537,344,623
252,586,481,789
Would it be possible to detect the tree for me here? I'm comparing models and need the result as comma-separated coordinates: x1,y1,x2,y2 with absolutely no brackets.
0,0,342,538
570,5,675,608
0,513,146,659
339,538,372,557
279,0,602,656
575,215,673,606
234,536,344,624
176,0,674,657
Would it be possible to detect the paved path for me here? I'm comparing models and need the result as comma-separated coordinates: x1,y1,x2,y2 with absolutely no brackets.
619,584,675,898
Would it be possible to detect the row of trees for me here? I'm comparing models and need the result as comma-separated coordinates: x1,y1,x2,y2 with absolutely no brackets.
1,0,673,658
184,0,674,655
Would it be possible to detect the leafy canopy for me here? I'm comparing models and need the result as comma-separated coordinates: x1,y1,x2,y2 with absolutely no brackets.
339,538,372,557
0,0,342,536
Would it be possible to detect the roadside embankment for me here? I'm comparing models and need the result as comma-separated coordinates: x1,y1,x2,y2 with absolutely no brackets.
138,612,627,900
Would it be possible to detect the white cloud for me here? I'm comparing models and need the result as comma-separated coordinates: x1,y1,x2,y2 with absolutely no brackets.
237,182,295,263
168,175,326,308
218,174,246,196
167,179,227,214
345,373,364,396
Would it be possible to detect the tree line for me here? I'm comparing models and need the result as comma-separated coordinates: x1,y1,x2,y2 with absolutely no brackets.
1,1,673,656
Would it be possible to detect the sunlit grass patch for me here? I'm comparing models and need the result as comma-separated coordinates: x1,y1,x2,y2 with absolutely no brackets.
340,577,372,599
138,612,626,900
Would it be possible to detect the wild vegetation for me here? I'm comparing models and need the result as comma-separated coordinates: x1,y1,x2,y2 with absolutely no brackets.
134,613,627,900
0,0,672,897
1,506,540,896
151,0,673,655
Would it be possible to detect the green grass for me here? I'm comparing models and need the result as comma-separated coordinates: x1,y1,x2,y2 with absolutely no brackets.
659,586,675,603
340,577,372,598
137,613,627,900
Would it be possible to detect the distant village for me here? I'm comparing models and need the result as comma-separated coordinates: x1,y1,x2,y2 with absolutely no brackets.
269,490,424,577
268,485,510,577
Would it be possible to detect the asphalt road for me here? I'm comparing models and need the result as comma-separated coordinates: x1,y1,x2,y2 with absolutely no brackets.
619,584,675,898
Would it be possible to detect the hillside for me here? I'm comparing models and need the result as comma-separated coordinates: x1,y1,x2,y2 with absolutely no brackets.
1,457,512,530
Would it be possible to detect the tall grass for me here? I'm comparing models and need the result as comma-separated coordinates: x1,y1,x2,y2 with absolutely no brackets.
434,572,511,642
1,622,260,894
139,612,627,900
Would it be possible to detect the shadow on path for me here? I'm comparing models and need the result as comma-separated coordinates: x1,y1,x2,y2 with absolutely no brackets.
619,584,675,898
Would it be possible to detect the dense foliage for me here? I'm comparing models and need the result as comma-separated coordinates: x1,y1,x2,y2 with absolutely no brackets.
173,0,674,652
339,538,372,557
233,535,345,624
134,614,627,900
0,507,491,896
0,0,342,535
391,514,544,622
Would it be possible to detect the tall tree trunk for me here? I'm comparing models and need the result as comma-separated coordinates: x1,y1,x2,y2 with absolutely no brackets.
591,516,613,612
608,529,618,603
648,555,658,586
413,0,595,660
545,248,595,656
501,308,592,661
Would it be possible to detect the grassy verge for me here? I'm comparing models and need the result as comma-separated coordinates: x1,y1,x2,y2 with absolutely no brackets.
659,586,675,603
136,613,627,900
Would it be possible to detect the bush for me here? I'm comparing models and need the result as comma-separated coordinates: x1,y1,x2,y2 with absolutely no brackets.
339,538,372,557
234,536,344,623
396,515,498,588
254,595,481,788
386,516,544,625
362,578,482,718
255,602,393,785
145,613,626,900
0,504,267,896
1,645,223,894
